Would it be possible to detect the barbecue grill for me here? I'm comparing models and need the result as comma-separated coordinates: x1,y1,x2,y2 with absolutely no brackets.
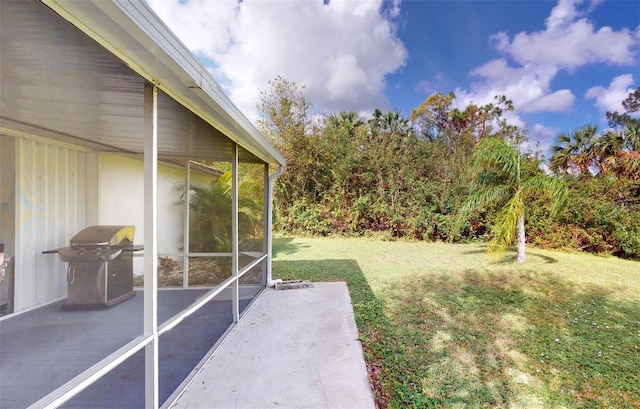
44,225,142,310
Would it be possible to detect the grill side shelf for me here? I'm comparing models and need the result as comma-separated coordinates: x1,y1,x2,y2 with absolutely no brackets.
42,245,144,255
118,245,144,252
42,248,64,254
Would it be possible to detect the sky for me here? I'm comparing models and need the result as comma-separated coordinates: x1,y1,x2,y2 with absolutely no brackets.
146,0,640,155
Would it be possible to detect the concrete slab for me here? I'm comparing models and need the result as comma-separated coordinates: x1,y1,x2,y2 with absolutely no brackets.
171,282,375,409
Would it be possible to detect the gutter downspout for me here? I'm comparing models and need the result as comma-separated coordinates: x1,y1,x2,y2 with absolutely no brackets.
267,164,285,287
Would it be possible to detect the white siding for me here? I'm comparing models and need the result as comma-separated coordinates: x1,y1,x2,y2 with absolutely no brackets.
14,137,96,311
10,144,213,310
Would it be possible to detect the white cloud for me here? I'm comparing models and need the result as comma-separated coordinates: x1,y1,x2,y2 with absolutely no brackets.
147,0,407,121
587,0,607,13
465,59,575,113
146,0,237,57
526,90,575,113
545,0,580,31
413,74,445,95
585,73,636,113
526,123,558,156
459,0,637,118
497,0,636,70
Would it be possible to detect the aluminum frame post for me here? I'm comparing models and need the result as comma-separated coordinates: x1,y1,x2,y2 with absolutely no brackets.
183,161,191,288
143,83,159,409
231,144,239,323
262,163,269,286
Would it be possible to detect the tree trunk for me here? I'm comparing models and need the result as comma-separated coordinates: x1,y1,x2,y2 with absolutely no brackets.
517,212,526,263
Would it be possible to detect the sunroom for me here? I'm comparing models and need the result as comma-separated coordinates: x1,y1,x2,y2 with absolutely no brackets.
0,0,285,408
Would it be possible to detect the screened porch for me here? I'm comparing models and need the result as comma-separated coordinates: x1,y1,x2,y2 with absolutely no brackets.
0,1,285,408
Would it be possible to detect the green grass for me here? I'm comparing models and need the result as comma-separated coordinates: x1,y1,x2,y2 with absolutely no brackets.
272,237,640,408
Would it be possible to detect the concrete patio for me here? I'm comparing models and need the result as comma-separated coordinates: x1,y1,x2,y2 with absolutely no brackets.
171,282,375,409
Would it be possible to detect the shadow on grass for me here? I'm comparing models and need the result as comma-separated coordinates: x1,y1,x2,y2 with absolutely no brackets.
462,246,558,264
525,251,558,264
275,257,640,409
382,270,640,408
272,237,305,257
462,248,487,256
491,251,558,264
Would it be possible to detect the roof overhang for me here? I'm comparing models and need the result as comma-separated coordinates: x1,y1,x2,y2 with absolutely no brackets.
2,0,284,167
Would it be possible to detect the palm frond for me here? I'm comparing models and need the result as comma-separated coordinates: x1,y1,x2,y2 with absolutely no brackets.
624,122,640,151
472,137,519,185
472,170,509,191
455,184,511,232
487,191,524,255
521,174,568,216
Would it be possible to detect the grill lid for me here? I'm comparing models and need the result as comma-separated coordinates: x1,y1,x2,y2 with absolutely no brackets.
70,225,135,247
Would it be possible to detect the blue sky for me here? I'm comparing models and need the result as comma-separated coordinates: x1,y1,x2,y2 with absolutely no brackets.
386,0,639,152
147,0,639,154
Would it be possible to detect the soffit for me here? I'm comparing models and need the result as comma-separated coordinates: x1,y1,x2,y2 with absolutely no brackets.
0,0,282,165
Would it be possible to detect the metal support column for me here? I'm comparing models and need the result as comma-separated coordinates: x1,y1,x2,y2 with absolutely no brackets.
262,163,269,286
231,144,239,323
143,83,159,409
183,161,191,288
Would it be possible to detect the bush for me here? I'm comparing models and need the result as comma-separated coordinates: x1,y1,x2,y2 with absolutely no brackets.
528,177,640,259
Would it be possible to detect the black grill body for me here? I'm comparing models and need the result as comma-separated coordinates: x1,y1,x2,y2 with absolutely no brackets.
46,226,138,310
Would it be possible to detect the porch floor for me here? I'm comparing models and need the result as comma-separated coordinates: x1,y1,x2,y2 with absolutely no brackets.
0,288,250,409
1,283,374,409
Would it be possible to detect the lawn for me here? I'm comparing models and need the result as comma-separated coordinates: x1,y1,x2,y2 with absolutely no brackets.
272,237,640,409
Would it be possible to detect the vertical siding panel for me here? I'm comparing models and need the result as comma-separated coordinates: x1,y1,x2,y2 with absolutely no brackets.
44,143,54,301
51,144,60,300
85,152,99,226
53,146,63,300
15,138,24,311
62,148,72,298
29,139,39,308
55,146,68,298
35,140,45,305
14,139,91,311
72,149,82,231
41,143,50,302
19,138,38,309
47,145,55,302
14,138,25,311
15,138,22,311
57,147,65,298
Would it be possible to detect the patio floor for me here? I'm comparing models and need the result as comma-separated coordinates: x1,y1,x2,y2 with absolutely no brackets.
172,282,375,409
0,283,374,409
0,288,251,408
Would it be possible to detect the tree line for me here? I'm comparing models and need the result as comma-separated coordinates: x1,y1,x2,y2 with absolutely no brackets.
257,76,640,260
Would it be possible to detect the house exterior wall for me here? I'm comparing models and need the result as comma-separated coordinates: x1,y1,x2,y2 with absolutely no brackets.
97,154,213,276
0,136,16,311
0,136,16,255
12,136,98,311
9,146,218,311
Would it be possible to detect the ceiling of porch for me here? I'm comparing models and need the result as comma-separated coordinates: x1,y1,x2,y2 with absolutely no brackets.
0,0,282,165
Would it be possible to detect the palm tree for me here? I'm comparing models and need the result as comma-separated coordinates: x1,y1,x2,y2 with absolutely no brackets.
458,137,568,263
623,122,640,151
327,110,365,139
593,129,624,177
368,109,411,137
177,170,263,253
380,110,411,135
550,124,599,176
593,124,639,179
